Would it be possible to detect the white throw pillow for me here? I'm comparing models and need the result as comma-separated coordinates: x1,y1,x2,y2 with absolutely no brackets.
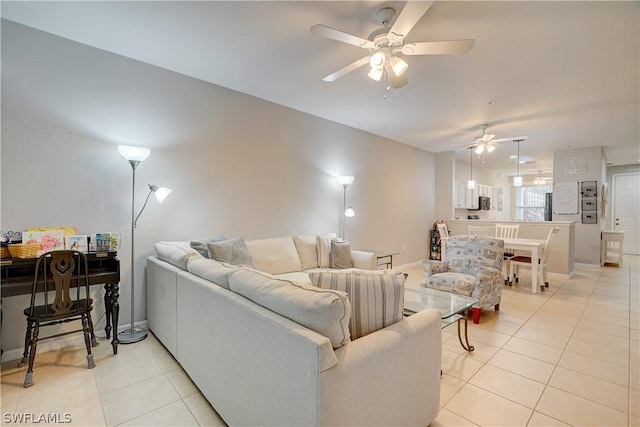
186,257,240,290
154,241,203,270
229,269,351,349
245,236,302,274
316,233,337,268
309,271,406,340
292,235,319,270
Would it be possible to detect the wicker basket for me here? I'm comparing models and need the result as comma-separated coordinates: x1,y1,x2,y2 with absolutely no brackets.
8,243,40,259
0,246,10,259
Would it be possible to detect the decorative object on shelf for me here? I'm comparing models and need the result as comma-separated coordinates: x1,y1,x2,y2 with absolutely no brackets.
65,235,88,252
467,148,475,190
22,230,65,253
513,139,524,187
118,145,172,344
7,243,41,259
336,175,355,240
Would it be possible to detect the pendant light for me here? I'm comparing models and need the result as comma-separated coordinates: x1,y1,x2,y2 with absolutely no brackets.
467,148,476,190
514,139,523,187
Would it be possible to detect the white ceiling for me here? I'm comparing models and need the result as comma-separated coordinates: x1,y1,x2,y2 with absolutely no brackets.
2,1,639,175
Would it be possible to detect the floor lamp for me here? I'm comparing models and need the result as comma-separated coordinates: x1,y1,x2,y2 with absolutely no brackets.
337,175,355,240
118,145,172,344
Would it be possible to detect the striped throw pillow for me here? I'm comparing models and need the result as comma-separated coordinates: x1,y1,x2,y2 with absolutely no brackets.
309,271,405,339
316,233,337,268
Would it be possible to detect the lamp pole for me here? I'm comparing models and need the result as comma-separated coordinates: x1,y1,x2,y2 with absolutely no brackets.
119,159,148,344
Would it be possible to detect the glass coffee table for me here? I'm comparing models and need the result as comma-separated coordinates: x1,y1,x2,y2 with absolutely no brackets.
404,285,479,352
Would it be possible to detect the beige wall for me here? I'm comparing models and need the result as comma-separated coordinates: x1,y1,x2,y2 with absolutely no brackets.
1,21,435,356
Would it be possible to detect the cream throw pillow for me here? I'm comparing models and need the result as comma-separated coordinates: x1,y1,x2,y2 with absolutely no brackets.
292,235,319,270
229,269,351,349
310,271,406,339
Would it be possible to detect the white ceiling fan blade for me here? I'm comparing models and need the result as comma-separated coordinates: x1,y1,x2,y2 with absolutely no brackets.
310,24,375,49
492,136,528,143
322,56,370,82
402,39,475,55
389,1,434,40
385,64,408,89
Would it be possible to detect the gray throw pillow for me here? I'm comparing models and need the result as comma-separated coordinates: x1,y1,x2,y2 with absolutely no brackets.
190,232,226,258
207,237,258,269
330,239,353,269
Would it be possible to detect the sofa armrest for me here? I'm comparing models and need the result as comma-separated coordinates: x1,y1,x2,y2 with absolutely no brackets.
351,250,376,270
319,309,442,426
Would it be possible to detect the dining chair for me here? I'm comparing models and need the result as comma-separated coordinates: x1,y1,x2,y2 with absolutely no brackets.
467,226,495,236
509,227,560,292
18,250,98,387
495,223,520,284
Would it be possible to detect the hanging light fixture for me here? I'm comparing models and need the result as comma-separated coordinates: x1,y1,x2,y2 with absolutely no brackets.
513,139,523,187
467,148,476,190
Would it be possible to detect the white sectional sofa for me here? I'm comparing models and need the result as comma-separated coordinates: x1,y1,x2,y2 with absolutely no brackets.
146,234,442,426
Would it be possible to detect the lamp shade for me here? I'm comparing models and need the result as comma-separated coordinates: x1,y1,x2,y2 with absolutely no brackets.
467,179,476,190
344,207,355,218
514,176,523,187
118,145,150,162
390,56,408,76
154,187,172,203
336,175,354,186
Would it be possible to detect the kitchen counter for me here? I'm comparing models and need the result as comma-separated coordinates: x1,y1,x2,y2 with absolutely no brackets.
447,220,575,277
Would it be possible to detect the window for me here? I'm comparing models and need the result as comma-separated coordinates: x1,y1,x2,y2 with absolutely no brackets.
515,185,552,221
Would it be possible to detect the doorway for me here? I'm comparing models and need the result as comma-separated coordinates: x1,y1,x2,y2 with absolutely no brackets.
612,173,640,255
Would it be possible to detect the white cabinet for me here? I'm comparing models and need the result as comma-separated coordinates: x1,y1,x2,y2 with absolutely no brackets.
454,181,501,210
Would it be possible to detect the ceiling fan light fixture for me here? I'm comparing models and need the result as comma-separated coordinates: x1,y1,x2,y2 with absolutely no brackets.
486,143,496,153
474,145,484,155
368,67,383,81
390,56,408,76
369,52,385,70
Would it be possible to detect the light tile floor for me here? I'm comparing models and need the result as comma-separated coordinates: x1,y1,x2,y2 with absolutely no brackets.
1,255,637,426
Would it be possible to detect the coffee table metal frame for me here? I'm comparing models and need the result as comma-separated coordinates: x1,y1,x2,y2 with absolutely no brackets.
403,285,479,352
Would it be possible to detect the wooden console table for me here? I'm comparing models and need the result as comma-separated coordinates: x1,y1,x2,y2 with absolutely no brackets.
1,251,121,355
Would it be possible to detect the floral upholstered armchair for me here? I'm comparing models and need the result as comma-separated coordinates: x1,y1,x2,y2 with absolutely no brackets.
421,235,504,324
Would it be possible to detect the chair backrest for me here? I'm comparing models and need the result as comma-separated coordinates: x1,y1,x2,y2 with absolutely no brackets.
495,223,520,239
468,226,495,236
541,227,560,264
443,235,504,275
29,250,90,317
436,223,449,240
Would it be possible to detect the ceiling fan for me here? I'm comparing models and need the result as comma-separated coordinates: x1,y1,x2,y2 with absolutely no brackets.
465,124,528,154
310,2,474,89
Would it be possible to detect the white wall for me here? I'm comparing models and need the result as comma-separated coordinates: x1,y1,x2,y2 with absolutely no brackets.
1,21,435,355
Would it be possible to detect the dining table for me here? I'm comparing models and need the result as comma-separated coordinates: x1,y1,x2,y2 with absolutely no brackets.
501,237,546,293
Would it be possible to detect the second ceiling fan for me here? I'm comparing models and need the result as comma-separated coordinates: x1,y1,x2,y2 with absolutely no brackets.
310,2,474,89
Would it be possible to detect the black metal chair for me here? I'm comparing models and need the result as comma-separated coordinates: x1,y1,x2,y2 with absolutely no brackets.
18,250,98,387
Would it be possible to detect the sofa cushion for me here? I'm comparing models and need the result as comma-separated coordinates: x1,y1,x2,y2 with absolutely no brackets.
309,271,405,340
245,236,302,275
292,235,319,270
316,233,337,268
229,269,351,349
425,272,475,296
154,241,203,270
330,240,353,269
189,232,226,258
207,237,258,269
186,257,240,290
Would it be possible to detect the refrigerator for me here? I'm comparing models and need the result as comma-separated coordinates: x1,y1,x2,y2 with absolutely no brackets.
544,192,553,221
